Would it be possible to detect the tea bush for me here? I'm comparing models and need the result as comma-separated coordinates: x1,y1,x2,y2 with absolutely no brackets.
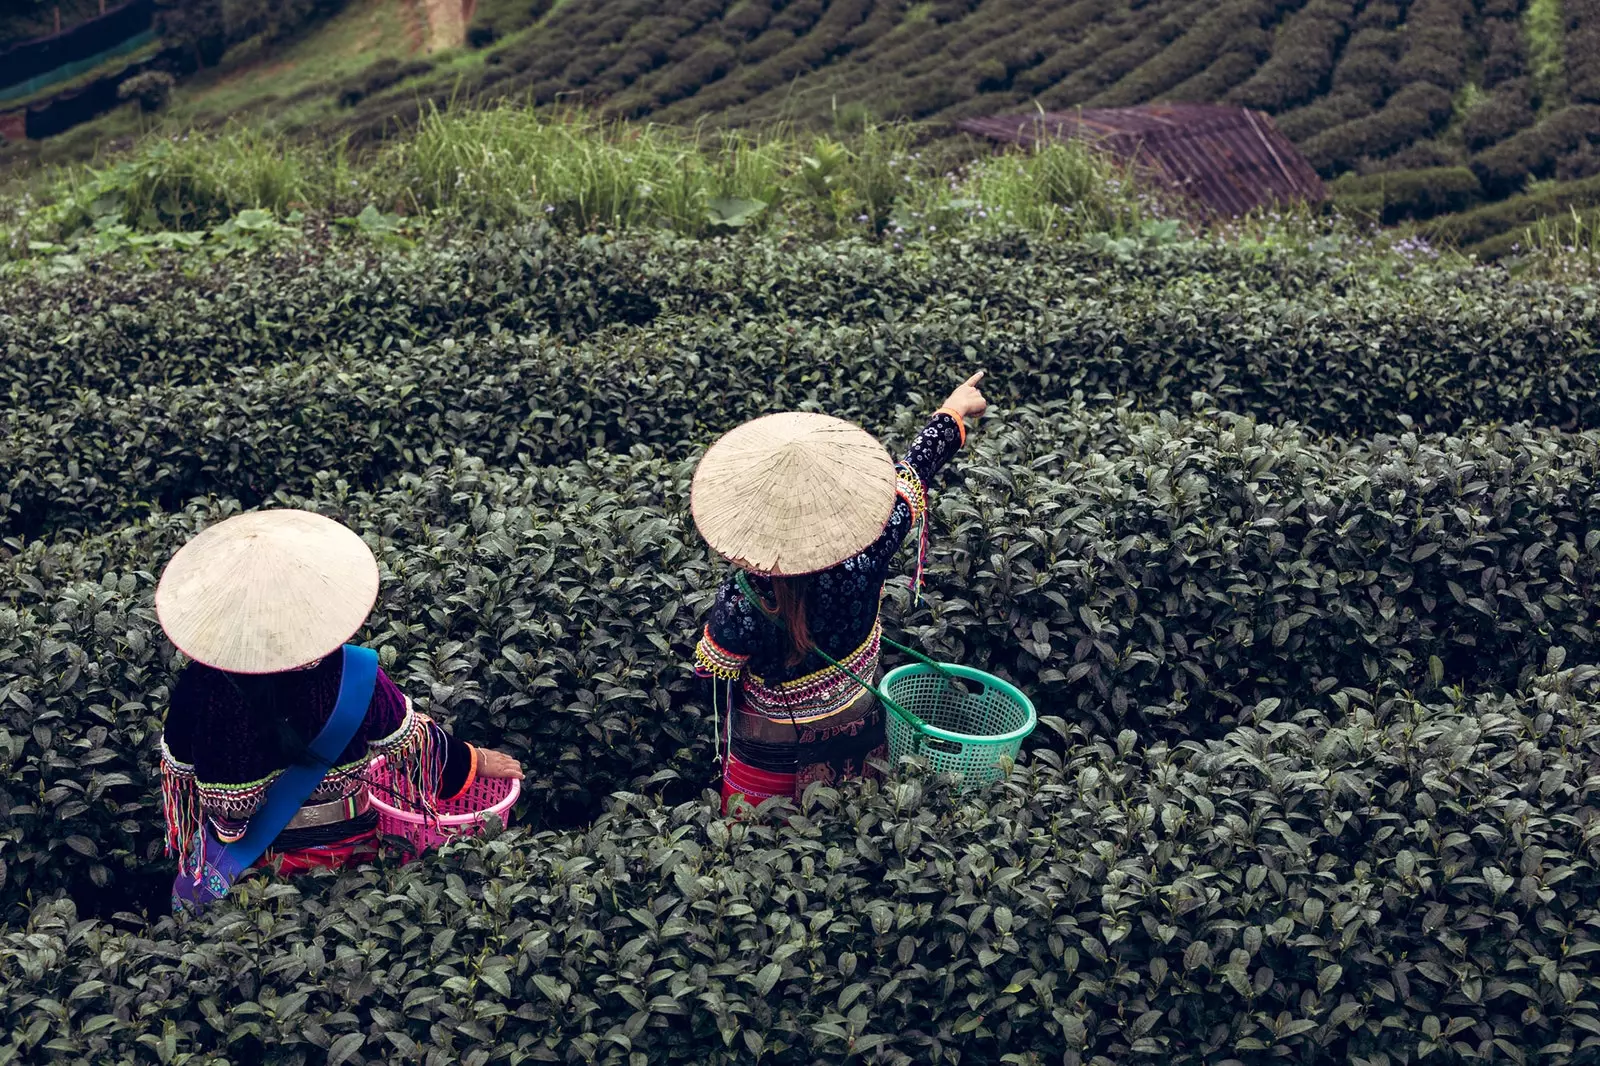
7,668,1600,1065
7,228,1600,540
7,191,1600,1061
12,393,1600,928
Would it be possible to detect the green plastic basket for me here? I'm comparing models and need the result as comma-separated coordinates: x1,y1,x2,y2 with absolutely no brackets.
881,663,1037,787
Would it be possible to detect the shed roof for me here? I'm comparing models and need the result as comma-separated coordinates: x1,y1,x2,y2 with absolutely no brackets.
955,104,1326,217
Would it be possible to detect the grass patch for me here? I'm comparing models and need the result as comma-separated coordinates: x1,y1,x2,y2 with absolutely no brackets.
3,104,1156,257
167,0,431,129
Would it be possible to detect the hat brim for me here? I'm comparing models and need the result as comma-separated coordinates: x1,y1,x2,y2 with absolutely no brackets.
690,412,899,576
155,509,380,674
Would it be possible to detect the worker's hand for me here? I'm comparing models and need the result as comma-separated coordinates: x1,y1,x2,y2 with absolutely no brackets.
941,370,988,421
477,748,524,780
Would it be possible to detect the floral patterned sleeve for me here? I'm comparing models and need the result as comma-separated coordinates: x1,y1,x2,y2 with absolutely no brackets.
852,411,967,583
695,578,760,681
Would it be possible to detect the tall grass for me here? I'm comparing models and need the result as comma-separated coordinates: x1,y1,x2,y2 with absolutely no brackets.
1512,205,1600,277
28,125,350,238
4,102,1161,252
958,139,1147,237
387,106,792,233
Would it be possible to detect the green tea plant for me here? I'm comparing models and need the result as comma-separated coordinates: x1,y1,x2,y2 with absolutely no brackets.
5,120,1600,1064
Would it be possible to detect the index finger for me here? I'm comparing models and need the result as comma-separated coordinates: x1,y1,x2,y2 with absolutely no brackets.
963,370,986,387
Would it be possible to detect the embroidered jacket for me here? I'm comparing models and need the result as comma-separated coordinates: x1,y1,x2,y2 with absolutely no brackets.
695,410,966,719
159,656,477,875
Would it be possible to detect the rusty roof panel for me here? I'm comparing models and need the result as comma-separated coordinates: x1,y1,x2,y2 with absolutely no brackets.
954,105,1326,217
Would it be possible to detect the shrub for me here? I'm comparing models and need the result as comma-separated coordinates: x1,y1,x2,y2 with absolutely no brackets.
464,0,554,46
1473,105,1600,197
1423,172,1600,247
1085,0,1276,109
1274,92,1375,142
115,71,176,114
1378,139,1467,171
14,388,1600,923
1558,141,1600,180
1481,18,1528,88
721,0,772,39
1462,80,1537,151
1302,83,1454,173
1226,0,1354,112
9,658,1600,1065
1567,0,1600,103
1394,0,1471,90
1165,48,1263,101
1330,165,1482,222
1329,29,1401,101
11,228,1600,544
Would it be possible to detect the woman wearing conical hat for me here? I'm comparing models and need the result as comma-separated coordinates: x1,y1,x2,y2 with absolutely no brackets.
155,509,523,884
691,372,988,810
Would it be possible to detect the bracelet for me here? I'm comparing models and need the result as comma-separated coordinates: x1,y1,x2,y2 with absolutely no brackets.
935,407,967,446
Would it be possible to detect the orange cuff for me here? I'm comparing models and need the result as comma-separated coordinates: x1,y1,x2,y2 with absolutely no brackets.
444,744,479,802
935,407,967,446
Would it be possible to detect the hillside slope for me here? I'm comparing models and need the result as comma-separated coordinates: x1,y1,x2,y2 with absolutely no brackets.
10,0,1600,249
348,0,1598,195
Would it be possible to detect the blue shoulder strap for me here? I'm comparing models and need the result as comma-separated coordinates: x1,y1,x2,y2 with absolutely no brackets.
173,644,379,912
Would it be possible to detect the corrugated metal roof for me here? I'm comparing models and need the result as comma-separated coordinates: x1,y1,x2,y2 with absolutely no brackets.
955,104,1326,217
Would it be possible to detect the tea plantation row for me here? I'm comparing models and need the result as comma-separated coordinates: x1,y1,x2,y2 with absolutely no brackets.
5,230,1600,540
5,670,1600,1065
8,225,1600,1063
8,400,1600,918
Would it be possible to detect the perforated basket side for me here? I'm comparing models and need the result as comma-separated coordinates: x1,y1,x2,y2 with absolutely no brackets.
881,663,1037,789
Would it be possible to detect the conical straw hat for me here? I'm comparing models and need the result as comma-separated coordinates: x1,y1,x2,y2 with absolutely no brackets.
154,509,380,674
691,412,897,576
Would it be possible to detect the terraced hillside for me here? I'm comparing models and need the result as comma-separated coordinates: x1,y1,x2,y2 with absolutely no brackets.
240,0,1582,244
10,0,1600,244
372,0,1595,187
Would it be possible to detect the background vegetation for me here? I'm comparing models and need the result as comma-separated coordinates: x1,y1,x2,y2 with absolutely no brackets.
7,0,1600,251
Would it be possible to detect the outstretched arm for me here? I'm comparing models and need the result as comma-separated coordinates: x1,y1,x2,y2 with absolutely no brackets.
855,371,989,583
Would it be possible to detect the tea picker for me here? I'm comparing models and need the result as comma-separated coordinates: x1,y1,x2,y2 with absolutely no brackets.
155,509,524,912
690,371,1036,811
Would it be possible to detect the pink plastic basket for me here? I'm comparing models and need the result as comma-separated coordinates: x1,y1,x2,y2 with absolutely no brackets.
366,755,520,858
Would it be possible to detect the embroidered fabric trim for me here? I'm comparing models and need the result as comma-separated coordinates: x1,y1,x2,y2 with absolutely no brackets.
895,463,928,526
741,622,882,722
695,628,749,680
164,696,447,865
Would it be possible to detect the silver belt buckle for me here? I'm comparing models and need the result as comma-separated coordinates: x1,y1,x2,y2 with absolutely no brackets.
284,788,372,830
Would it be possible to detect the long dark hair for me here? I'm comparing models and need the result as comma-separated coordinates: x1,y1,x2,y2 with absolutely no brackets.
769,575,814,667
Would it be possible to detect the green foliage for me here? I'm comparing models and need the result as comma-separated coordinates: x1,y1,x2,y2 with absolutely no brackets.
115,71,177,115
10,668,1600,1062
1424,171,1600,250
1524,0,1567,109
466,0,556,47
8,111,1600,1061
22,125,341,240
13,0,1600,240
1471,105,1600,196
1331,165,1483,223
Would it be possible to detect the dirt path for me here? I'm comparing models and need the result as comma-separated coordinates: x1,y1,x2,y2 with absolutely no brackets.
422,0,469,51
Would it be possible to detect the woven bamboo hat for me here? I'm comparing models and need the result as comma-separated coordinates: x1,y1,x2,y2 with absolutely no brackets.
690,412,897,576
154,509,380,674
